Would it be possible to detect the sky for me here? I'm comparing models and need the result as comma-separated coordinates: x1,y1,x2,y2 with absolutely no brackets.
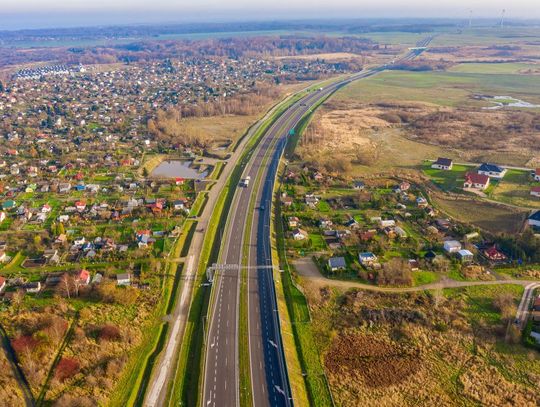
1,0,539,30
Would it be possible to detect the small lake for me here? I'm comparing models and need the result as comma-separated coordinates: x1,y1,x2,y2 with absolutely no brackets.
151,160,208,179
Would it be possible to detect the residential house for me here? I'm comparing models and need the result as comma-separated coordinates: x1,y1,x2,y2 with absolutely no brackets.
443,240,462,254
531,186,540,198
477,163,506,179
24,281,41,293
534,169,540,182
431,157,453,170
0,251,7,263
463,172,490,190
353,180,365,190
458,249,474,263
173,199,186,210
58,183,71,193
528,211,540,228
117,273,131,286
379,219,396,228
328,257,346,272
416,196,428,208
398,181,410,192
319,219,333,228
288,217,300,228
0,212,5,222
292,228,308,240
359,252,378,267
0,276,5,293
305,194,319,208
281,196,293,207
73,237,86,246
394,226,408,238
43,249,60,264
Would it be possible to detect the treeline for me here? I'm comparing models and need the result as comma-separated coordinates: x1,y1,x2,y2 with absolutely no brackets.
0,35,376,68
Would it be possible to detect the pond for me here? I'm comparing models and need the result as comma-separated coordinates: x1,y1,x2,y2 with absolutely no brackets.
150,160,208,179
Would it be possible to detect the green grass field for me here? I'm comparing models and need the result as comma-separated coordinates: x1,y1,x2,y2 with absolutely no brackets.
423,162,473,192
336,69,540,106
489,169,540,209
447,62,540,75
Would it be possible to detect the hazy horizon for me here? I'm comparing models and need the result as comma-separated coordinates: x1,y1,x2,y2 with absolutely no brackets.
1,0,539,31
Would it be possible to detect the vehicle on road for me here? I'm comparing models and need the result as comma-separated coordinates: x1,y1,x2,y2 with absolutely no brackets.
240,175,251,187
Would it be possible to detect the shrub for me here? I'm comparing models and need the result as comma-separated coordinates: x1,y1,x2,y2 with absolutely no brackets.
55,357,80,382
11,335,39,354
98,324,122,342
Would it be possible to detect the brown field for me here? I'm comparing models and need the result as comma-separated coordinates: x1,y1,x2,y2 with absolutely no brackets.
297,102,445,175
432,196,527,234
305,283,540,407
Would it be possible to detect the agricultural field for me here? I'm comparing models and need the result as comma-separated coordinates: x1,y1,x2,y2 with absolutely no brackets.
431,196,527,235
303,282,540,407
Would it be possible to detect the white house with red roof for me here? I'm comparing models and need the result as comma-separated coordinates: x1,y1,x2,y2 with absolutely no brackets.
463,172,490,190
534,169,540,182
531,186,540,198
75,201,87,211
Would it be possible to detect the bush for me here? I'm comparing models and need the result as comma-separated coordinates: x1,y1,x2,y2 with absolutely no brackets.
55,357,80,382
98,324,122,342
11,335,39,354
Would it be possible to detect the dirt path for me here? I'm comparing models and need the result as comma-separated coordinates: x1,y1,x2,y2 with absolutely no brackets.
293,257,538,293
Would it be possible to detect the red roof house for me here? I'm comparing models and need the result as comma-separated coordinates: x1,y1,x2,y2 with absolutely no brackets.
464,172,490,190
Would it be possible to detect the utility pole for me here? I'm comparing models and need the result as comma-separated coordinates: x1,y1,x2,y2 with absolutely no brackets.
500,9,506,29
468,9,473,28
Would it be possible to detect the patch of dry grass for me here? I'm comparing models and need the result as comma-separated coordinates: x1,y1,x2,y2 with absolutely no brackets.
0,349,25,406
306,285,540,407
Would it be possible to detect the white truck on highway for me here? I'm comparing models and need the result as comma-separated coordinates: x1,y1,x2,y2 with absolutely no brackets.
240,175,251,187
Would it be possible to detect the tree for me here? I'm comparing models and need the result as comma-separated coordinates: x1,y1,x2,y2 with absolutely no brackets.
59,273,72,299
57,222,65,236
378,258,413,286
493,293,516,321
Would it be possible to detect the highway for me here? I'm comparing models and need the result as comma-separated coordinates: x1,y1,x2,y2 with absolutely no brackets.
202,39,433,407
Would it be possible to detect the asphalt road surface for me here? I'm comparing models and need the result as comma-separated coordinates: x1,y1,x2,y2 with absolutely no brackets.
203,40,434,407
